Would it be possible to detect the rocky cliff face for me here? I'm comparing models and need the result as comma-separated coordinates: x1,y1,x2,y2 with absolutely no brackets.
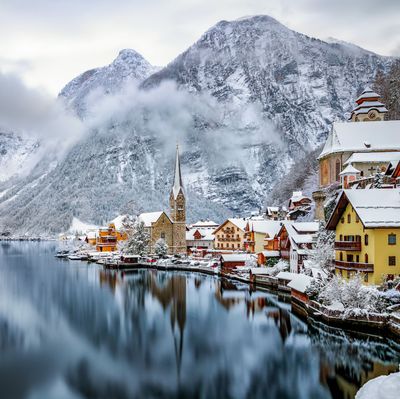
0,16,394,235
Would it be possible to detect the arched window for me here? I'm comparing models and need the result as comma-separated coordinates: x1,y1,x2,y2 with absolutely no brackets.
365,235,369,246
335,159,341,182
365,253,368,264
340,234,343,241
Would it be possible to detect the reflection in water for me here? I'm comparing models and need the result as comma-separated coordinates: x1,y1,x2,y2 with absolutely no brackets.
0,242,398,399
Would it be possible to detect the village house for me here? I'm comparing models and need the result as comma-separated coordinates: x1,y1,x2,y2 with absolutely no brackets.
318,88,400,188
244,219,280,253
138,146,186,255
326,189,400,285
277,221,319,273
213,218,247,251
96,223,118,252
265,206,281,220
287,191,312,220
186,220,218,256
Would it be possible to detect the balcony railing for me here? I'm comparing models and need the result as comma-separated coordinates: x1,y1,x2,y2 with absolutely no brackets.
217,238,241,242
335,241,361,251
335,260,374,272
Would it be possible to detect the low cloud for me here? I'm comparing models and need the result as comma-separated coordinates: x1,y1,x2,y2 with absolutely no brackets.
85,79,283,167
0,71,84,168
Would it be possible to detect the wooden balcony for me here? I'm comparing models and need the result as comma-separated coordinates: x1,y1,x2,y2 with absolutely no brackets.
335,260,374,272
335,241,361,251
218,238,241,242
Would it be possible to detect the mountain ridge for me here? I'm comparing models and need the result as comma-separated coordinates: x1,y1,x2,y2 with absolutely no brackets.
0,15,395,235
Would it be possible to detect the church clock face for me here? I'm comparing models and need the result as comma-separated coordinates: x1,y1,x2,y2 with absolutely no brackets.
368,111,376,119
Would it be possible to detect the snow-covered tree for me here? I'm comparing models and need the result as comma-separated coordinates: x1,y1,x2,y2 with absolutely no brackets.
154,238,168,257
245,255,258,269
124,221,149,256
317,274,386,316
305,221,334,275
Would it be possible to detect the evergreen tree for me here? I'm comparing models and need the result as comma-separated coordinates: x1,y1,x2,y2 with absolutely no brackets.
125,221,150,256
373,61,400,120
154,238,169,257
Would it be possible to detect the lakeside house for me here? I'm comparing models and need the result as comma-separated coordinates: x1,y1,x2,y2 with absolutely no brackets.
277,221,319,273
186,220,218,256
326,189,400,285
213,218,247,251
96,223,118,252
243,219,281,254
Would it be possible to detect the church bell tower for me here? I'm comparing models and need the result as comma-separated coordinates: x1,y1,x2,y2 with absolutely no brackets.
170,145,186,222
170,145,186,254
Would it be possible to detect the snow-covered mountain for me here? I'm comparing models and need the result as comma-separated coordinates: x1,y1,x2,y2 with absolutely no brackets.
0,15,394,235
0,130,38,182
59,48,158,117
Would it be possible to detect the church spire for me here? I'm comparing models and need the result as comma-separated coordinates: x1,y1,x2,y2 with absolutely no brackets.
172,144,184,200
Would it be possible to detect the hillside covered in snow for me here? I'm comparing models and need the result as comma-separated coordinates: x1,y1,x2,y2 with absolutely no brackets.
0,15,395,235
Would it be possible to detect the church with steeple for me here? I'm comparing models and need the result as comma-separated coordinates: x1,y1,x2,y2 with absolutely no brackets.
317,86,400,188
138,145,187,254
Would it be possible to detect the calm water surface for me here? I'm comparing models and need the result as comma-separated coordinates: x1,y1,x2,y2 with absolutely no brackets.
0,242,399,399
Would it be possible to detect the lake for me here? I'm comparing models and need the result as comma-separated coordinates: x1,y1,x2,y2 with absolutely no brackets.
0,241,398,399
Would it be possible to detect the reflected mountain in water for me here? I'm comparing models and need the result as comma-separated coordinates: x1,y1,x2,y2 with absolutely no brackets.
0,242,398,399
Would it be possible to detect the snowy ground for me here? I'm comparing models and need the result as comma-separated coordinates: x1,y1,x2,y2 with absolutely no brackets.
356,372,400,399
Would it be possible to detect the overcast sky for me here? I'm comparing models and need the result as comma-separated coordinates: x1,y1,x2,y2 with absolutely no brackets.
1,0,399,95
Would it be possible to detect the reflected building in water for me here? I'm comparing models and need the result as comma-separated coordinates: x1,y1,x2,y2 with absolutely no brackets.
149,274,187,378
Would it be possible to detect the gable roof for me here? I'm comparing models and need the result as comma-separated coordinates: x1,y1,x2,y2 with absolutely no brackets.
186,228,214,241
214,218,247,234
327,189,400,229
319,120,400,159
344,151,400,166
138,211,166,227
247,220,282,236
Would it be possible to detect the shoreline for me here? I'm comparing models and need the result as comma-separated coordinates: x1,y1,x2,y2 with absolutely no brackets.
110,261,400,343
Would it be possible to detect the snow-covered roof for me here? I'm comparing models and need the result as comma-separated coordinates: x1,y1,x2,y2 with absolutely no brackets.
344,152,400,166
345,189,400,228
339,164,361,175
250,267,274,275
186,228,215,241
319,120,400,159
355,88,380,103
108,214,128,230
247,220,281,236
259,250,280,257
138,211,164,227
86,231,97,239
191,220,219,228
328,189,400,229
290,191,309,203
287,274,314,293
221,254,251,262
227,218,248,231
276,271,298,281
280,221,318,246
267,206,279,213
292,222,319,233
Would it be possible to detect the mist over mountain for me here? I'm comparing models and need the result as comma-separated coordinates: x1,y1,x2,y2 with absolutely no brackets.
0,15,394,235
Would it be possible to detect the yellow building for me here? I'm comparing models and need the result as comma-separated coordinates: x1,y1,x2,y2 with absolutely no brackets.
214,219,247,251
244,220,281,254
326,189,400,285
